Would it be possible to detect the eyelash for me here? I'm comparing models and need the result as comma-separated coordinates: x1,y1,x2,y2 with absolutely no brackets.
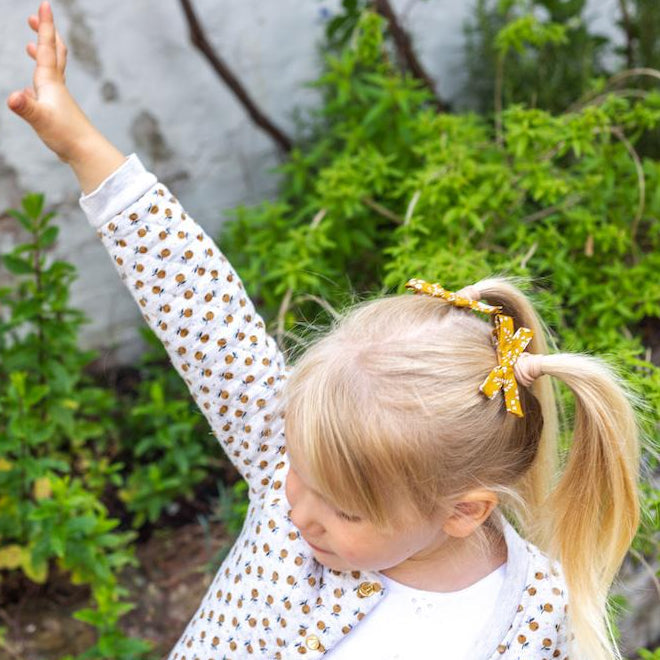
335,510,361,523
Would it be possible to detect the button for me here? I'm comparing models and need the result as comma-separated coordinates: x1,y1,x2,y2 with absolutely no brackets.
306,635,321,651
357,581,381,598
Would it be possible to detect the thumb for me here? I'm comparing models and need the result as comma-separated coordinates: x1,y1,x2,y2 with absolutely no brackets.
7,89,40,124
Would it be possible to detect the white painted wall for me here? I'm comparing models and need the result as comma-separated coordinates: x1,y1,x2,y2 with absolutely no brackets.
0,0,620,363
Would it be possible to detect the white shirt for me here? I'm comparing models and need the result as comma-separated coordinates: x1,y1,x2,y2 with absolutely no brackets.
326,564,507,660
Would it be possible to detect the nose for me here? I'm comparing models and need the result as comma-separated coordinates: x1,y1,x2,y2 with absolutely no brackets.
289,500,325,535
285,469,325,535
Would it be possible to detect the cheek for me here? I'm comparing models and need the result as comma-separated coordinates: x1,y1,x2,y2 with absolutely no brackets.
284,470,297,507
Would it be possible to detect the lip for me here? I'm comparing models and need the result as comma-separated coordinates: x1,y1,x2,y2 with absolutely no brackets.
305,539,330,554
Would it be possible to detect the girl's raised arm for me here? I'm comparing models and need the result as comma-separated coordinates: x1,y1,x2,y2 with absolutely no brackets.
8,3,288,496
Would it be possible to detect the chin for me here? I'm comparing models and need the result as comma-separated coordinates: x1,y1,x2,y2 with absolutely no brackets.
312,551,349,572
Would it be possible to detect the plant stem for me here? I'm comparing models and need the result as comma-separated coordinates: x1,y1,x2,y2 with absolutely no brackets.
373,0,448,112
495,53,505,147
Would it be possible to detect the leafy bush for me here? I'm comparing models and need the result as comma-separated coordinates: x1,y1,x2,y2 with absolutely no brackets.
463,0,611,113
0,194,151,658
0,194,237,658
220,5,660,577
116,328,218,528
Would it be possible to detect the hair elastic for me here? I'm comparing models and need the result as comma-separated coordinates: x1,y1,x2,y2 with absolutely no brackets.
514,352,545,387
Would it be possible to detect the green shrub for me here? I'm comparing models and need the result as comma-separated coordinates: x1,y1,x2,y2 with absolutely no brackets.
116,327,218,528
463,0,610,113
220,7,660,570
0,194,151,658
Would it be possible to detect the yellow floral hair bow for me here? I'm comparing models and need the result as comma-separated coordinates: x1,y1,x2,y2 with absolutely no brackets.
405,279,501,315
405,278,534,417
479,314,533,418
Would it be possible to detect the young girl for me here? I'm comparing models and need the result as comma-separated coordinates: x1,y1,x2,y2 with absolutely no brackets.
8,4,640,658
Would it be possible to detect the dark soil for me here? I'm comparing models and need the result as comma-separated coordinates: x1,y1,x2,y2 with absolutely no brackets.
0,520,230,660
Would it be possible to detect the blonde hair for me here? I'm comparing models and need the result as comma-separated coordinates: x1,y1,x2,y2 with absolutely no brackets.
283,277,640,660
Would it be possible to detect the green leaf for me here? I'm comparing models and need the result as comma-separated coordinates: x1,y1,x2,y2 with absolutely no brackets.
38,225,59,249
21,193,45,220
2,254,33,275
6,209,33,232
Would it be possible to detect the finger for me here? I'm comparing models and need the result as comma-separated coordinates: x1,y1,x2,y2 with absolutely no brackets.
7,89,40,125
55,30,68,74
35,2,59,83
28,14,39,32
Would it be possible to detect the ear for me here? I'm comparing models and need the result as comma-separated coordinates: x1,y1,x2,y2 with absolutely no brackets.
441,489,499,538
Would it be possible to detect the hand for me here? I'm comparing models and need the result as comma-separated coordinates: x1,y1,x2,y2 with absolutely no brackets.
7,2,98,163
7,2,126,193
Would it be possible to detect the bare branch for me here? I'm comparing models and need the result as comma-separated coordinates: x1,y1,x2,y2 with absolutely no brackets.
373,0,449,112
607,67,660,88
519,242,538,269
617,0,635,70
566,88,648,114
609,126,646,246
276,287,293,347
292,294,341,320
178,0,293,153
275,208,330,344
404,190,421,225
520,194,583,224
362,196,404,224
495,54,505,147
566,67,660,113
310,209,327,230
629,548,660,602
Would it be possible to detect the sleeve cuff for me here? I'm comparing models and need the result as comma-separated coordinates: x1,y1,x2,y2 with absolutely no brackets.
79,153,158,228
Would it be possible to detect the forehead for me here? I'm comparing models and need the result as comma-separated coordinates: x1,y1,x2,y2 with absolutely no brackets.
286,444,318,489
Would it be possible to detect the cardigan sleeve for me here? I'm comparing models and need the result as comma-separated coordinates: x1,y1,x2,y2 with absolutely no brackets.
80,155,287,495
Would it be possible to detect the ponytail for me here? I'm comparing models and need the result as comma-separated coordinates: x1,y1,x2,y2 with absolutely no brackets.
478,279,640,660
541,354,639,659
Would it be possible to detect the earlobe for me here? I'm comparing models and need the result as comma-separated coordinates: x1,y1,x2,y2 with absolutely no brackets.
442,490,499,538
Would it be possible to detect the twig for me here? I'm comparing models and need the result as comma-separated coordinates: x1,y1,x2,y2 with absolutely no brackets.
629,548,660,602
566,67,660,113
404,190,421,225
495,54,505,148
608,67,660,88
310,209,327,230
608,126,645,246
278,329,308,348
0,609,22,660
567,88,648,114
292,294,341,320
362,196,404,224
519,242,538,269
520,195,583,224
178,0,293,153
617,0,635,70
276,287,293,347
373,0,448,112
275,209,330,344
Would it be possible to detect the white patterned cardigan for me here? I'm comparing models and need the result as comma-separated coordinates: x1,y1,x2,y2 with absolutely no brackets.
80,155,572,660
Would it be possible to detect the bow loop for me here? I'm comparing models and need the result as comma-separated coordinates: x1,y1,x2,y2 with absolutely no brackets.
479,314,533,418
